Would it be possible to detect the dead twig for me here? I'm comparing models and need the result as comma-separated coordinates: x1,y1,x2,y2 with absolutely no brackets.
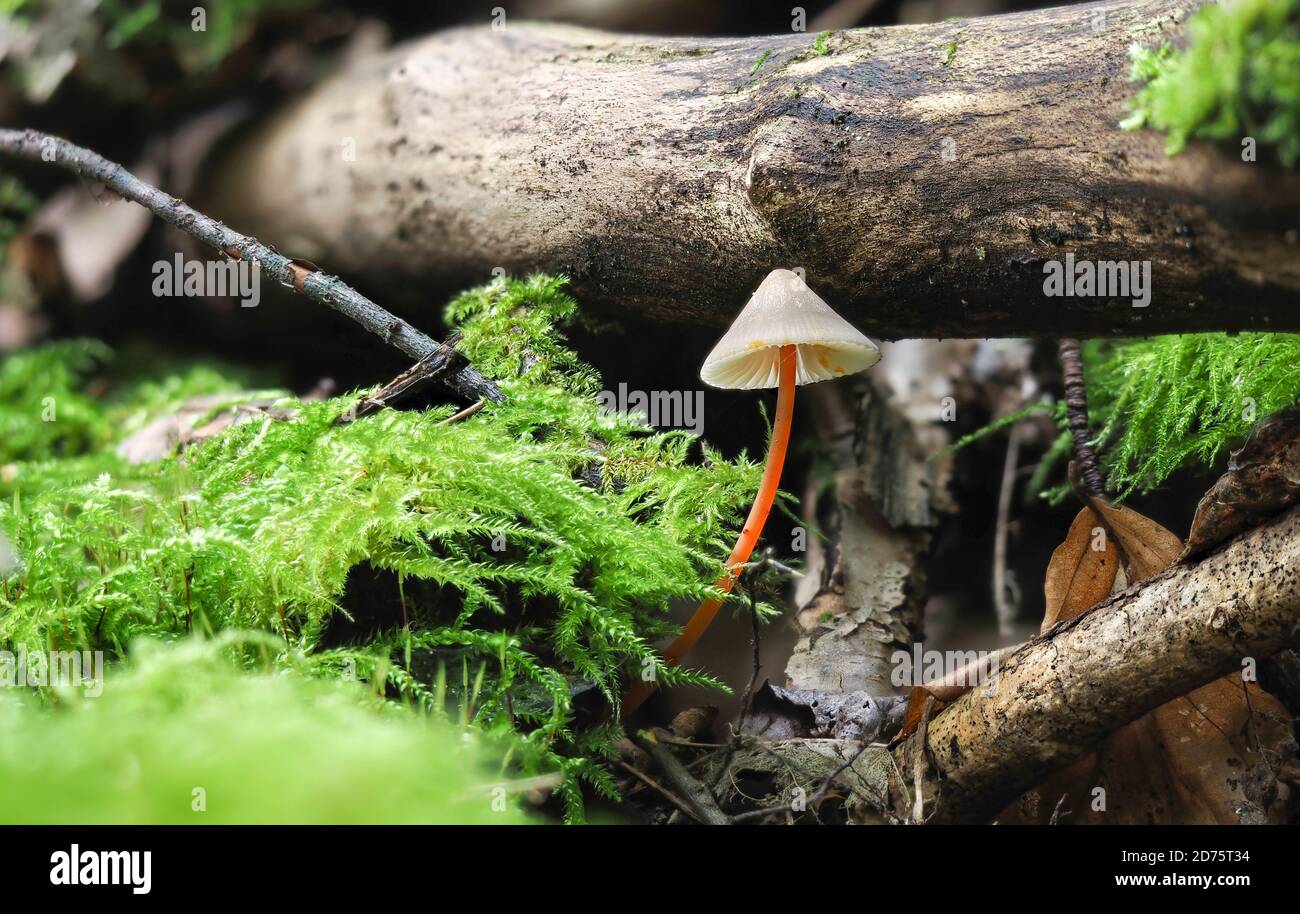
632,730,731,825
436,398,487,427
993,421,1024,636
1049,792,1071,825
616,760,706,825
911,695,936,823
1058,338,1103,499
338,337,470,425
0,128,503,405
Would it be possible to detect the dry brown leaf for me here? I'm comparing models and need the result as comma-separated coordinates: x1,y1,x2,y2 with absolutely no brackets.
892,688,947,746
115,394,293,464
1088,497,1182,583
668,706,717,741
1041,506,1119,631
1000,677,1296,824
1183,406,1300,561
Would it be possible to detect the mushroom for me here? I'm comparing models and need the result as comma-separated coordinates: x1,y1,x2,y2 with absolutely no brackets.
623,269,880,715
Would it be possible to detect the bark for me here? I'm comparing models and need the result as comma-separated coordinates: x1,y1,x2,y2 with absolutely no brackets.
786,357,951,694
895,502,1300,823
204,0,1300,337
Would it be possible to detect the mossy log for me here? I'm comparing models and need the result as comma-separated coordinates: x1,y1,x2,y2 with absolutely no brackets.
204,0,1300,337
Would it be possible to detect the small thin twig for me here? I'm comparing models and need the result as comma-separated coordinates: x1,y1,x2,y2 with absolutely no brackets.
633,730,731,825
338,337,468,425
993,421,1025,636
654,734,727,750
1049,792,1071,824
0,128,503,404
616,760,705,824
1058,338,1104,499
911,694,935,824
436,398,487,427
736,572,765,732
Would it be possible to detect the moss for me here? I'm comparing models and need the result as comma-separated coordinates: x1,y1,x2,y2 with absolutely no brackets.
0,274,769,822
0,634,531,824
1122,0,1300,167
940,334,1300,502
813,30,833,57
1085,333,1300,497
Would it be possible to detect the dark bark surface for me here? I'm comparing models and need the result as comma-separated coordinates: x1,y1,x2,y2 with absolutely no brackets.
205,0,1300,338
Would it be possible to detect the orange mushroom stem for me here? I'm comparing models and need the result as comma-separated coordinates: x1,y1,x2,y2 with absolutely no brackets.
618,268,879,718
622,344,795,715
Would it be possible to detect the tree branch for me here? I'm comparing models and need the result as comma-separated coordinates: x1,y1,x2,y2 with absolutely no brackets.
202,0,1300,337
0,129,503,404
897,502,1300,823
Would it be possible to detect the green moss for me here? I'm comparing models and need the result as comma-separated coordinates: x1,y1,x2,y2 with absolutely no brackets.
813,31,833,57
1086,333,1300,496
1122,0,1300,166
939,334,1300,502
0,274,767,822
751,49,773,76
0,634,531,824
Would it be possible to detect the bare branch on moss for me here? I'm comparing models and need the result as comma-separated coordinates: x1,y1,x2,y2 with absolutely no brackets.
0,129,503,404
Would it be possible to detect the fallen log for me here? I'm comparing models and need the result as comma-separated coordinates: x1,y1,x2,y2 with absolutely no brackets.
204,0,1300,337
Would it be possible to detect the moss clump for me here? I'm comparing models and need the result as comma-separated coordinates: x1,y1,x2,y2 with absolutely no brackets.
1086,333,1300,496
0,274,766,821
941,334,1300,501
0,634,530,824
1123,0,1300,167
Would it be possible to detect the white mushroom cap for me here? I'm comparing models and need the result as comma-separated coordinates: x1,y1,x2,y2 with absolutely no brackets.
700,269,881,390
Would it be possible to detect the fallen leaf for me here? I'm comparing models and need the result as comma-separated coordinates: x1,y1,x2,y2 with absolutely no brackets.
1042,506,1119,631
746,684,905,743
1183,406,1300,561
115,393,293,464
1001,678,1296,824
893,689,946,746
1088,497,1182,583
29,162,158,303
669,706,717,741
890,647,1018,745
